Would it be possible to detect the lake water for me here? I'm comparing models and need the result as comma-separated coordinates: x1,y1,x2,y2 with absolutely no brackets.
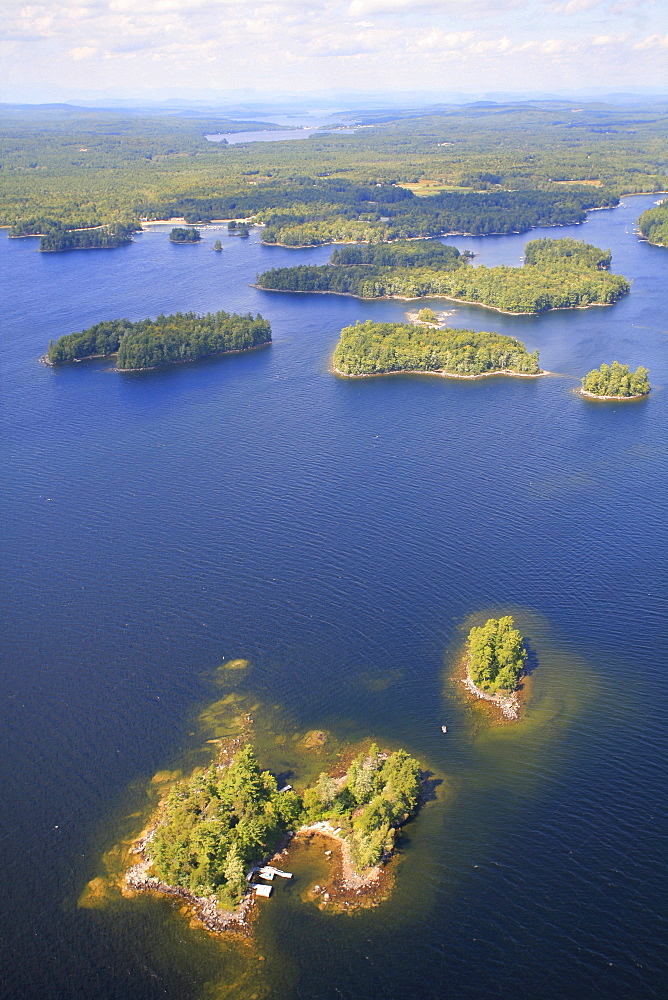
206,126,357,144
1,195,667,999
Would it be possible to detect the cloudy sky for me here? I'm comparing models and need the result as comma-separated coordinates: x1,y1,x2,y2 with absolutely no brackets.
1,0,667,103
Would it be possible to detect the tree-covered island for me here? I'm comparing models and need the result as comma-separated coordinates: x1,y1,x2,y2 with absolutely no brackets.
333,321,542,378
580,361,650,399
638,202,668,248
45,310,271,371
257,237,629,315
463,616,528,720
169,226,201,243
126,740,423,932
16,220,140,252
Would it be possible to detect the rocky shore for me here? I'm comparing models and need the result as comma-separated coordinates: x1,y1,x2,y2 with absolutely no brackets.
461,668,521,719
125,860,253,933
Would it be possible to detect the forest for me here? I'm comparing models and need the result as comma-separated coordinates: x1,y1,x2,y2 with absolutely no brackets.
2,100,667,239
467,617,527,695
332,321,541,377
38,222,138,252
637,202,668,247
146,742,422,907
46,310,271,369
169,226,201,243
581,361,650,397
257,238,629,314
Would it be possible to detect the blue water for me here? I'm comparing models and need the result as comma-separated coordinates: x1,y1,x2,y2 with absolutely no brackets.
1,196,667,999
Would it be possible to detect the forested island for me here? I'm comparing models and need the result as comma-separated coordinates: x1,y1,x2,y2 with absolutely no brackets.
332,321,542,378
638,202,668,247
45,310,271,371
258,237,628,315
462,616,527,720
126,739,423,932
580,361,651,399
15,220,139,252
169,226,201,243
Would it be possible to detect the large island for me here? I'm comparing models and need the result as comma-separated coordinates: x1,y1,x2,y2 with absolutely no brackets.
333,320,543,378
125,738,423,933
257,237,629,315
44,310,271,371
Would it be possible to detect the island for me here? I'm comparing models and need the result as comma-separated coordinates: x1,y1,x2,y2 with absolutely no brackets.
332,320,543,378
44,310,271,371
462,616,527,719
213,239,223,251
125,738,423,933
169,226,201,243
256,237,629,315
580,361,651,399
33,222,138,252
638,202,668,248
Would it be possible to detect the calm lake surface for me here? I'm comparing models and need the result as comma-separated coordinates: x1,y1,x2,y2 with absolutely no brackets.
1,195,667,999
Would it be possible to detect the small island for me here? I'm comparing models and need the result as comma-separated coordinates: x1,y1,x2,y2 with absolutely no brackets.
332,320,543,378
169,226,201,243
256,237,630,315
44,310,271,371
462,616,527,719
580,361,651,399
125,739,423,933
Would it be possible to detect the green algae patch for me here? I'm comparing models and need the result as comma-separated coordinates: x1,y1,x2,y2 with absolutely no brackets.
218,658,250,673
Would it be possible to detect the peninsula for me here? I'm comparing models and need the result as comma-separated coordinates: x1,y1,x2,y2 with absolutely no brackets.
32,222,138,252
332,320,543,378
580,361,651,399
125,739,423,933
257,237,629,315
462,616,527,720
44,310,271,370
638,202,668,247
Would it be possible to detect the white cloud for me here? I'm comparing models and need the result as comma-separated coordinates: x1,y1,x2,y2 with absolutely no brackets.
69,44,97,59
633,33,668,50
0,0,666,99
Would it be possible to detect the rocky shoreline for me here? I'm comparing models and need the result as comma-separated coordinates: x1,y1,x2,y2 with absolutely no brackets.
461,666,522,719
578,388,649,401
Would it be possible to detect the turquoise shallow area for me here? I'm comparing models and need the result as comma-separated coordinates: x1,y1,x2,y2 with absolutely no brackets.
1,195,667,999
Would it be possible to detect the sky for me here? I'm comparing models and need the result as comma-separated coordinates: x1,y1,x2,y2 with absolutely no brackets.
1,0,667,105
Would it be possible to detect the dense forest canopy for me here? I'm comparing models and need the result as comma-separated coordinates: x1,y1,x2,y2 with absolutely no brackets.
332,321,541,377
38,222,138,252
147,745,302,907
169,226,201,243
257,237,629,314
47,310,271,370
2,101,667,237
467,617,527,695
581,361,650,397
638,202,668,247
146,742,422,907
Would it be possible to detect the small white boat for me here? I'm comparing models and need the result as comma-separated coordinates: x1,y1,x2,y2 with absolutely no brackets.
441,725,448,734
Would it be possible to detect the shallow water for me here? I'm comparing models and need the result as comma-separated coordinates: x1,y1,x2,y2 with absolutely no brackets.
1,195,667,999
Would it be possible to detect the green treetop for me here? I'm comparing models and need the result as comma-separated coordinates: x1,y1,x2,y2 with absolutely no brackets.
467,616,527,695
169,226,201,243
581,361,650,397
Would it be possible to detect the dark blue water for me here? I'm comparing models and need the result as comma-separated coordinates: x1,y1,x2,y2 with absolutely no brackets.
1,196,667,999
